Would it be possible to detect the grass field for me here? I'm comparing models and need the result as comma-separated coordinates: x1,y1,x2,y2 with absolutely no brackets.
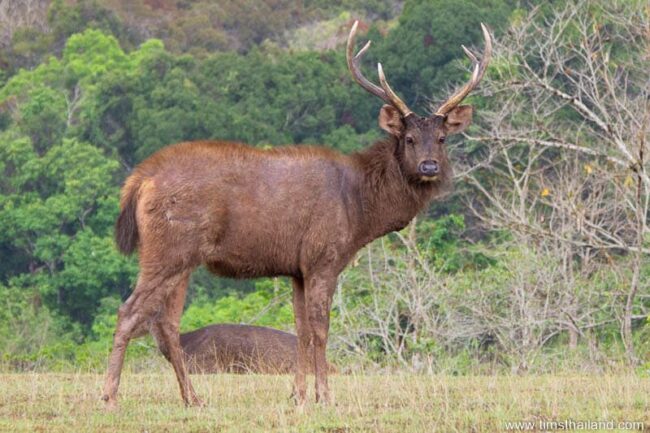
0,372,648,432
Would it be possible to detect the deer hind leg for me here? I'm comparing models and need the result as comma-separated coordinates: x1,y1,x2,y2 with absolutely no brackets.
150,270,202,406
101,268,188,409
150,269,189,363
291,277,311,405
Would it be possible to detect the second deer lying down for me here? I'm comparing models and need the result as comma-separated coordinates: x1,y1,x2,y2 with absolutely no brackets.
180,324,336,374
102,21,492,408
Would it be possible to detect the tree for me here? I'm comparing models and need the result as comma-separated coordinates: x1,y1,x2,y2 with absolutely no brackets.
461,0,649,363
17,87,66,153
0,0,49,47
375,0,514,112
0,133,136,327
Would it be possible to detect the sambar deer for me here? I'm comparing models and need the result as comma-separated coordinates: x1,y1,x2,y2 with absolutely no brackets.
102,21,492,408
180,324,336,374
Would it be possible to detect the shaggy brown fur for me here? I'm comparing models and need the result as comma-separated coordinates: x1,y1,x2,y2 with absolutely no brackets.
180,324,335,374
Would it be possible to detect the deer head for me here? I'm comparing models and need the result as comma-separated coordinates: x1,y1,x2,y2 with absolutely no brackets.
347,21,492,183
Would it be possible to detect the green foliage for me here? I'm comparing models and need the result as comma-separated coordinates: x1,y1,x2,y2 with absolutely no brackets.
340,0,398,20
0,0,403,80
374,0,514,112
322,125,381,153
181,278,294,332
0,57,65,104
415,214,495,272
63,29,129,84
79,43,379,164
17,87,66,152
48,0,129,50
0,1,646,374
52,229,137,324
0,284,75,369
7,27,53,72
0,132,134,326
0,0,133,80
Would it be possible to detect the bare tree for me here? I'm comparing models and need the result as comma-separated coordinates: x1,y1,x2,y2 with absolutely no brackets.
456,0,649,363
332,228,451,373
0,0,50,47
330,220,607,373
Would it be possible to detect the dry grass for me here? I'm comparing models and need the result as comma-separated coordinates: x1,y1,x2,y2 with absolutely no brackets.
0,372,648,432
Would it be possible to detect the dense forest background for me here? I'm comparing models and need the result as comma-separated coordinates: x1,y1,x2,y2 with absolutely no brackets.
0,0,647,374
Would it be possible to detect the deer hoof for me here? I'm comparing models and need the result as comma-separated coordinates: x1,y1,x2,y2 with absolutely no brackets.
102,394,118,411
290,389,307,407
186,395,205,408
315,393,332,406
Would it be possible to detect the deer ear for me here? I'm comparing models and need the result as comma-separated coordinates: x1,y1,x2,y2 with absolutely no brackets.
444,105,473,134
378,104,404,137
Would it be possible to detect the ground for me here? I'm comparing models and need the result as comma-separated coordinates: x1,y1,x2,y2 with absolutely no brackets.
0,372,648,432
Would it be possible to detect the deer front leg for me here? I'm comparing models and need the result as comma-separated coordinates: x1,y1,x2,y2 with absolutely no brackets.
305,273,336,404
291,277,310,406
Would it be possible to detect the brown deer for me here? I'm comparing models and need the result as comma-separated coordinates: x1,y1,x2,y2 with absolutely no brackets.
102,21,492,408
180,324,336,374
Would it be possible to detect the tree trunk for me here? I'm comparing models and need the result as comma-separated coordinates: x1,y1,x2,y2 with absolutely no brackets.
622,142,646,366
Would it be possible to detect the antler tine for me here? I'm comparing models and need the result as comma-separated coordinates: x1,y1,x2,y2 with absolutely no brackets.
435,23,493,116
378,63,412,116
347,20,412,116
461,45,478,63
347,21,387,101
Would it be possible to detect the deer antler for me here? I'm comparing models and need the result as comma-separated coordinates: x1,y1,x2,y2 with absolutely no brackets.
347,21,412,117
435,23,493,116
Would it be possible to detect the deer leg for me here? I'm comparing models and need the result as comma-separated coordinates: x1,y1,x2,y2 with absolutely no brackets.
150,270,202,406
305,274,336,404
150,269,189,363
101,269,184,409
154,318,203,406
291,277,310,405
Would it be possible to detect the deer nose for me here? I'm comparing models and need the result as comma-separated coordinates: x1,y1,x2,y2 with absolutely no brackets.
418,160,439,176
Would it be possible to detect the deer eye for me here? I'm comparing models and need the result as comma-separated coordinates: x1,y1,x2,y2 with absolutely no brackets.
405,135,415,145
438,136,446,144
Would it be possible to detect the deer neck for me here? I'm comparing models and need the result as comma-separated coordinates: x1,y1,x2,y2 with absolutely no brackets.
352,138,436,244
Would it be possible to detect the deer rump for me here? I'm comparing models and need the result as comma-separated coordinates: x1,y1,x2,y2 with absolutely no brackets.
180,324,335,374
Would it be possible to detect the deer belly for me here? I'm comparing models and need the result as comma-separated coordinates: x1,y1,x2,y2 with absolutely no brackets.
201,189,307,278
204,237,300,279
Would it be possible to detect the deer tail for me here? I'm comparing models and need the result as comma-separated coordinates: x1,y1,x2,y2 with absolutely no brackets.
115,176,141,255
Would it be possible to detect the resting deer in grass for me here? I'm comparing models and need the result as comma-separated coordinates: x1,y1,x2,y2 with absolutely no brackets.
180,324,337,374
102,21,492,408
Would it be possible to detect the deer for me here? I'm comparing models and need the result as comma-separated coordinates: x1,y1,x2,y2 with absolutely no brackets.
180,324,337,374
101,21,492,409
